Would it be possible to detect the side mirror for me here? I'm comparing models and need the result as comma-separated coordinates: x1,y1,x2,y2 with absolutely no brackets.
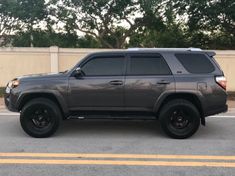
74,67,83,77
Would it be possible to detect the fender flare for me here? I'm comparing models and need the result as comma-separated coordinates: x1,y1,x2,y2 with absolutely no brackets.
16,90,69,116
153,90,206,125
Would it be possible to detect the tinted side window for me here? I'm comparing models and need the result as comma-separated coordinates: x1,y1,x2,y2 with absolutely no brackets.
82,56,125,76
175,53,215,73
127,55,171,75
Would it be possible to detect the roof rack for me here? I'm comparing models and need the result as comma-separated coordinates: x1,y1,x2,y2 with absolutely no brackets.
187,47,202,51
127,47,202,51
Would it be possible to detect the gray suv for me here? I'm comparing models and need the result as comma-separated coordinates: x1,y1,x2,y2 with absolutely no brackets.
4,48,228,139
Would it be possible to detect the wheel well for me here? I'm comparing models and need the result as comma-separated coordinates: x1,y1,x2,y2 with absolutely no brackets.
18,93,64,116
157,93,204,118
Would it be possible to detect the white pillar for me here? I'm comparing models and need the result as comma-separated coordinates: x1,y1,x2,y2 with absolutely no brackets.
50,46,59,73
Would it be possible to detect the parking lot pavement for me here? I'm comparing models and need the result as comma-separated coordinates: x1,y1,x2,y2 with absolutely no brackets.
0,110,235,176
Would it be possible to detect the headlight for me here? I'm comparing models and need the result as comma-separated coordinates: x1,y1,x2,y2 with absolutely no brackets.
8,79,20,88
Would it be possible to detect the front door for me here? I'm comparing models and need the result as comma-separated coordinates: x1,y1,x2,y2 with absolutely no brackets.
68,54,126,111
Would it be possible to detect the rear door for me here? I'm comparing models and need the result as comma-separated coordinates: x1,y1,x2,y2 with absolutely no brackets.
124,53,175,111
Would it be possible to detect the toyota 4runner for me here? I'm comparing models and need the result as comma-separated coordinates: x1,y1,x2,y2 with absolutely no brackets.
4,48,228,139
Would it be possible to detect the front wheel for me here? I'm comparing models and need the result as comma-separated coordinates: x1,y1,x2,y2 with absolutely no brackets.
159,99,200,139
20,98,62,138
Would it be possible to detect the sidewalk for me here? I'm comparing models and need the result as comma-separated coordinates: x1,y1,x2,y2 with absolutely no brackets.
0,98,7,113
0,98,4,111
229,100,235,108
0,98,234,113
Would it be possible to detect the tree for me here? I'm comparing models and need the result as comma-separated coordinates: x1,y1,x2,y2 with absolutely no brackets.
13,0,48,46
174,0,235,49
50,0,143,48
175,0,235,34
1,0,235,49
12,29,101,48
128,0,189,47
0,0,23,46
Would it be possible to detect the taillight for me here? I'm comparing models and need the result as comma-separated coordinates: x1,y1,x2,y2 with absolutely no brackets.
215,76,227,90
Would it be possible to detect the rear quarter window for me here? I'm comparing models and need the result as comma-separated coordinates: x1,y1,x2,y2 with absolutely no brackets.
175,53,215,73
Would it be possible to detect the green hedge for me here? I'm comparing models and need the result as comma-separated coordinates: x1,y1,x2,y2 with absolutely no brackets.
228,92,235,100
0,87,4,97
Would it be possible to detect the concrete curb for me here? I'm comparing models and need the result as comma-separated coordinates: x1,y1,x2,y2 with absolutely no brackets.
0,112,19,116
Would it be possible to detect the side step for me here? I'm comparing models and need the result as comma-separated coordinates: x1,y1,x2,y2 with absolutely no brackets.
67,115,157,120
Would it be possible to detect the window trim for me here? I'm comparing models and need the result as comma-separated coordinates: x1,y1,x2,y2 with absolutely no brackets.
80,55,126,77
126,53,172,76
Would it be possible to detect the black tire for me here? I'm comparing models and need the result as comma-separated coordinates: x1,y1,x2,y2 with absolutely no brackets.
159,99,200,139
20,98,62,138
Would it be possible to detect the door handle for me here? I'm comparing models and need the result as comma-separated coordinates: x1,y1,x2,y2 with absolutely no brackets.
109,80,123,86
157,80,170,85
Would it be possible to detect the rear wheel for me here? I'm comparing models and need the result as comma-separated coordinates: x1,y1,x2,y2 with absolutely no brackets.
20,98,62,138
159,99,200,139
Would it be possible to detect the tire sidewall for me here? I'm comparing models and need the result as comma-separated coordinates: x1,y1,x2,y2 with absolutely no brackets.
159,100,200,139
20,99,61,138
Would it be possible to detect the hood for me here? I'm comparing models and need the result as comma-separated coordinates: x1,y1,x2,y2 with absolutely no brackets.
16,72,66,81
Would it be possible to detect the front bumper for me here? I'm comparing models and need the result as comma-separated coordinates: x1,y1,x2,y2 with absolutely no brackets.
4,88,19,112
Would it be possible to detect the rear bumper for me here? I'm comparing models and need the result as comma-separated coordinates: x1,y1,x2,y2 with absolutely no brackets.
205,104,228,117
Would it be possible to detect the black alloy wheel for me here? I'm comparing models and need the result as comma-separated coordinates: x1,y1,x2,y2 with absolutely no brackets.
159,99,200,139
20,98,62,138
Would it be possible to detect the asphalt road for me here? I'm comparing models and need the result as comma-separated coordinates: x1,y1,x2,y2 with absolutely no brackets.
0,109,235,176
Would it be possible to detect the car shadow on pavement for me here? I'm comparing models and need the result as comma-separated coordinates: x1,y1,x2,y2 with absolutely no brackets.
1,116,235,140
195,118,235,139
56,119,165,138
52,118,235,140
